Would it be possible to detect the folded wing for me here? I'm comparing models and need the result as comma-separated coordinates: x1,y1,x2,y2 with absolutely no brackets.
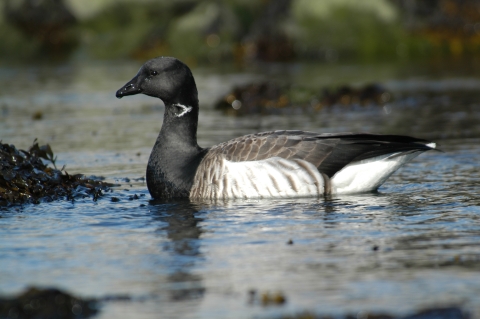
211,130,435,177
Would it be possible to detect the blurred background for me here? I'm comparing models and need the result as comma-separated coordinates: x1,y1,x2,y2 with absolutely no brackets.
2,0,480,162
2,0,480,152
2,0,480,65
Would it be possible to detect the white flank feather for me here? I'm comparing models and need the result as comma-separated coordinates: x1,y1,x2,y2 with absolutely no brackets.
192,151,426,199
196,157,325,199
331,152,422,194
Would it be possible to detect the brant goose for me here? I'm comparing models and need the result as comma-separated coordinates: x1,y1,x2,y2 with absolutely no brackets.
116,57,436,199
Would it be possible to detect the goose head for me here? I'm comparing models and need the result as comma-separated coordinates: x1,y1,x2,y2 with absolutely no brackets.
116,57,198,108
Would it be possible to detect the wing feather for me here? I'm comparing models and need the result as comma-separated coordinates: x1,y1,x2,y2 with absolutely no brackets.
207,130,434,178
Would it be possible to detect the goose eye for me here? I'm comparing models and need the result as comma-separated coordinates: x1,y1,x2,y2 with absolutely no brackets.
151,70,158,76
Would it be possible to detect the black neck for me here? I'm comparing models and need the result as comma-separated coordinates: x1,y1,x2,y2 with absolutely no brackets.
159,101,199,149
146,97,207,199
157,69,200,149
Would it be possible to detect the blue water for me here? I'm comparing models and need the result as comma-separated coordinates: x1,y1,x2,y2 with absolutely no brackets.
1,61,480,318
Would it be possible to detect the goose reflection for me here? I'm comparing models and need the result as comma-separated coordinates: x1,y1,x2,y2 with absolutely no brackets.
149,199,206,301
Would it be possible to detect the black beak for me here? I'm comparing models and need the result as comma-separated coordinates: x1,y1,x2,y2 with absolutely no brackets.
116,75,142,98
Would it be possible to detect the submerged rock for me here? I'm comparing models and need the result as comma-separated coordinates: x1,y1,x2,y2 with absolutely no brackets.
0,140,111,206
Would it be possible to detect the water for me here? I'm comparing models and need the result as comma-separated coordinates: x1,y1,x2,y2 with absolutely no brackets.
1,60,480,319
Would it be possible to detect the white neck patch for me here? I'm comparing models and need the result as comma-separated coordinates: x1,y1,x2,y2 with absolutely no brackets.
173,103,193,117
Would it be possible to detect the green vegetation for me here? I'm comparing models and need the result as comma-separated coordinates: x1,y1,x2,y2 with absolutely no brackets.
80,2,171,60
0,0,479,64
290,0,403,61
0,22,41,59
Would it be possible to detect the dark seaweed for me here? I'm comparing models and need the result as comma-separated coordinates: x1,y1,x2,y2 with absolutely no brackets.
274,307,468,319
0,140,111,206
0,287,98,319
214,82,391,116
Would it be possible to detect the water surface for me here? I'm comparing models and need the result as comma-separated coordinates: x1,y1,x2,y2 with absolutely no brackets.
1,60,480,318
